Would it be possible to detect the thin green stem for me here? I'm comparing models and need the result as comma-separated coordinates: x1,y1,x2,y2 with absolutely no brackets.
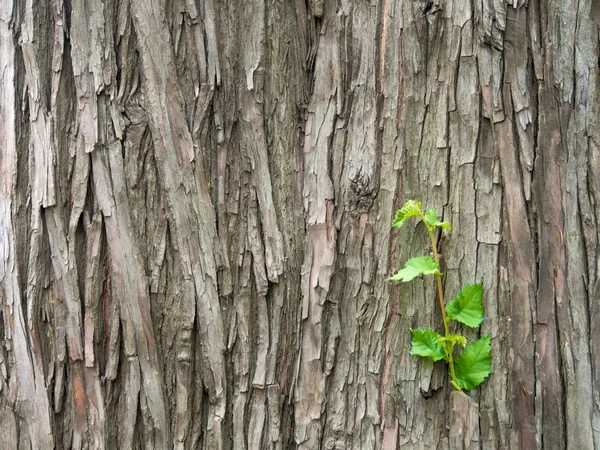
425,222,461,391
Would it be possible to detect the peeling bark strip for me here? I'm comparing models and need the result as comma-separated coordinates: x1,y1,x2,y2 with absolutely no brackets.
0,0,599,449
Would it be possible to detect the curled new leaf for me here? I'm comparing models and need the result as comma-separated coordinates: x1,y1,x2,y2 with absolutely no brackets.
424,208,451,230
392,200,423,228
388,256,439,282
454,335,492,390
446,282,484,328
436,334,467,348
410,328,446,362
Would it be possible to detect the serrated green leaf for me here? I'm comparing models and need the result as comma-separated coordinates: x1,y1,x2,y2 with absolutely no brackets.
410,328,446,362
436,334,467,348
445,282,484,328
455,335,492,390
388,256,439,282
392,200,423,228
424,208,452,230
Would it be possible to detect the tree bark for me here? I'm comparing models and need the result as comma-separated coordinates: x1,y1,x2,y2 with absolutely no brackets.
0,0,598,449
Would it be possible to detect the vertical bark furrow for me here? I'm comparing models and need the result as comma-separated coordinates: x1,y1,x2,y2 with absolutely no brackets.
128,0,227,447
377,0,404,446
2,2,55,448
583,3,600,445
534,86,568,450
92,141,169,448
476,119,506,447
294,3,340,447
70,0,104,153
239,68,284,284
296,103,334,441
82,212,105,449
497,111,537,449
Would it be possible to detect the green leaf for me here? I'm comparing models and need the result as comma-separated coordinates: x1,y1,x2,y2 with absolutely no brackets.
392,200,423,228
455,335,492,390
445,282,485,328
424,208,451,230
436,334,467,348
388,256,439,282
410,328,446,362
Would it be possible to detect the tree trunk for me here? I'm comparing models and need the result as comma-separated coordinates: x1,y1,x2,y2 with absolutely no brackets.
1,0,598,448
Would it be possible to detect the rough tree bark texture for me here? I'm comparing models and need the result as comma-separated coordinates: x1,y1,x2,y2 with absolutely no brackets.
0,0,598,449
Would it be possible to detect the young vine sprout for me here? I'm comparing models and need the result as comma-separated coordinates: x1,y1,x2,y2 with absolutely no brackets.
389,200,492,391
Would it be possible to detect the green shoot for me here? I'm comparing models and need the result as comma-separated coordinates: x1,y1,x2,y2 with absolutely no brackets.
389,200,492,391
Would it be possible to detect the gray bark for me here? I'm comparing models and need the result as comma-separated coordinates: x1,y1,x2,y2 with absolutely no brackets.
0,0,599,448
